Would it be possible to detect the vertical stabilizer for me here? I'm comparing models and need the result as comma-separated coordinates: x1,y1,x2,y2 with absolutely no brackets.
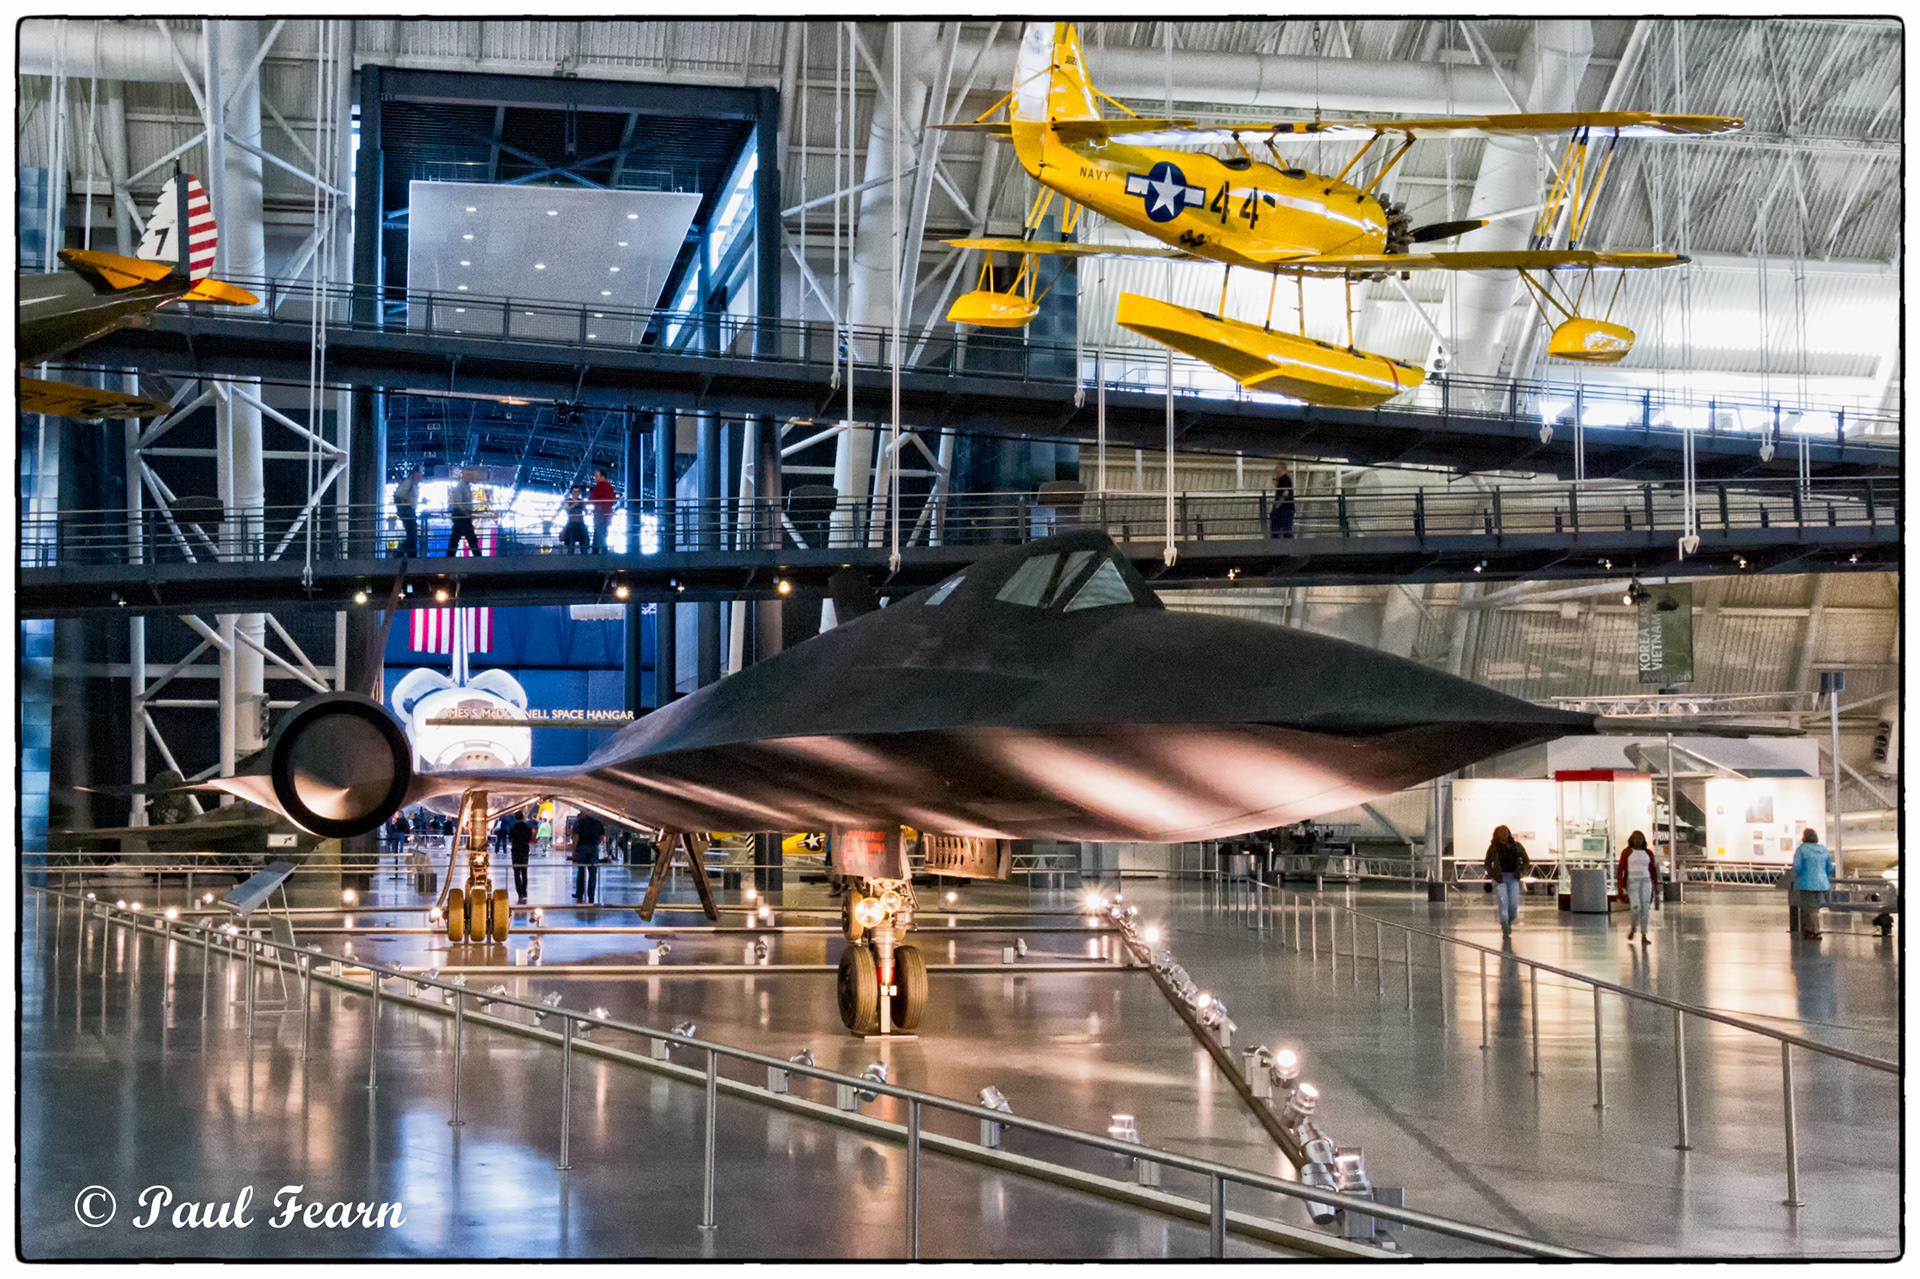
1011,22,1100,124
136,174,217,281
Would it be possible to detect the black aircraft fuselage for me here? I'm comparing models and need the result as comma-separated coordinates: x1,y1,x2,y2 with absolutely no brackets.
380,529,1596,843
18,269,190,368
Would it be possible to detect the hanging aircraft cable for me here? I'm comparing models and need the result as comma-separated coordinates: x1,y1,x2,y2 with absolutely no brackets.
887,20,903,576
1161,20,1176,568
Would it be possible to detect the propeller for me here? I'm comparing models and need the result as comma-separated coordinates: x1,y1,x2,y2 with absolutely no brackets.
1407,218,1490,244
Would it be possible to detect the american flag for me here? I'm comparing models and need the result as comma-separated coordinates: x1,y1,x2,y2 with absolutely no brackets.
411,606,491,654
410,524,494,652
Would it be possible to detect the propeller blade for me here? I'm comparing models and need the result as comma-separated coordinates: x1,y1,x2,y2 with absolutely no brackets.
1409,218,1490,244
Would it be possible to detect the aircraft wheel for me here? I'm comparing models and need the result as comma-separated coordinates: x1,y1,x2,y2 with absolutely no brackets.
842,889,866,943
890,943,928,1031
467,887,488,941
446,889,466,942
491,889,511,942
837,944,880,1035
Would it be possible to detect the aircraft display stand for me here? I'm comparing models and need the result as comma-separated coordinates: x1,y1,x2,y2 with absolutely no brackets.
636,832,721,922
443,790,510,943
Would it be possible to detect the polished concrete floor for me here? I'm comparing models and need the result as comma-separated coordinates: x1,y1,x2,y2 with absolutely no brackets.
19,858,1901,1259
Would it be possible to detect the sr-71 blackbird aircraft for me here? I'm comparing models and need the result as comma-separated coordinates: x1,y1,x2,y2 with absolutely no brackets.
204,529,1614,1033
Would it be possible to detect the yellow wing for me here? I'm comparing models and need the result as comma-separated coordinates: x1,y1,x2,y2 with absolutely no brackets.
1272,249,1689,275
1075,111,1743,147
945,236,1198,261
19,376,173,419
56,248,175,290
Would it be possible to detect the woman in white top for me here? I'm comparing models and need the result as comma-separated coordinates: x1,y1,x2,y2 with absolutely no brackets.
1617,830,1657,945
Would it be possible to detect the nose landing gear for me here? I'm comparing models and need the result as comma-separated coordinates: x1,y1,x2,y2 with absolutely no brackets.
441,790,510,943
836,880,925,1035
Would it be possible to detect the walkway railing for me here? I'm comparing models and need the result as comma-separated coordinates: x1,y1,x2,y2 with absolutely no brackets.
1212,875,1896,1211
145,274,1902,442
18,473,1898,571
37,886,1585,1259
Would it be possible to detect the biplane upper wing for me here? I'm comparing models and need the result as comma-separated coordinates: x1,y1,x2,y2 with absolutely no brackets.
19,376,173,419
945,235,1200,261
1071,111,1744,148
1271,249,1690,274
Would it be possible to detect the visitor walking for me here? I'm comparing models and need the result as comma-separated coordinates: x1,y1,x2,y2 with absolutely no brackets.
1484,824,1530,940
446,468,482,556
508,811,534,905
590,468,617,553
1617,830,1656,945
573,811,606,904
394,463,423,556
536,812,552,851
1269,463,1296,538
1792,828,1835,940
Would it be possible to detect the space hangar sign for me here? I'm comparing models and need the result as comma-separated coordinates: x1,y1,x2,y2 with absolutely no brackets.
425,708,633,727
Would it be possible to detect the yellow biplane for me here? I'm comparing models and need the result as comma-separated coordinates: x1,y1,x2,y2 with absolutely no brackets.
941,23,1741,408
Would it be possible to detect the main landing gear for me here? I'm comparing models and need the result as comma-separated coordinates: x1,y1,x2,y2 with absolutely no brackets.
836,879,926,1036
441,790,510,943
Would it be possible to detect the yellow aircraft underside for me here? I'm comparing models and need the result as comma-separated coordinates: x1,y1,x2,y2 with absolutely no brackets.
1115,293,1424,409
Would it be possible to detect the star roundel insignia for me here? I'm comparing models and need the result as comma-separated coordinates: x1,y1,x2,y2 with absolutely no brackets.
1123,161,1207,224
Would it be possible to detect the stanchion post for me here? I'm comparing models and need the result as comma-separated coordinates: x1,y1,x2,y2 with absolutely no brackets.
700,1048,719,1229
1673,1008,1691,1151
449,990,466,1127
1781,1042,1803,1206
1479,950,1489,1049
1404,929,1414,1010
1438,935,1448,1026
1529,965,1540,1077
1209,1173,1225,1258
1375,922,1384,996
366,975,380,1091
300,949,312,1060
1350,912,1359,986
556,1015,574,1170
1591,985,1605,1109
905,1098,921,1258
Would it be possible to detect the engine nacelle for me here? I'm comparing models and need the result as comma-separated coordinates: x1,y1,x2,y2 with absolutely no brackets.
267,692,414,838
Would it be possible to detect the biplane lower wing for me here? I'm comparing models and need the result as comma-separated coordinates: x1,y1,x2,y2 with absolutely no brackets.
945,236,1198,261
19,376,172,419
1271,249,1689,274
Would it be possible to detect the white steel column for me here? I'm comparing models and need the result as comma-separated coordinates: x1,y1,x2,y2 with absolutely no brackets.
830,22,937,549
1441,21,1592,379
209,19,269,754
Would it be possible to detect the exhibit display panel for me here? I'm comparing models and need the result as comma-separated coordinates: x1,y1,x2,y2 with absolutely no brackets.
1701,776,1827,867
1451,778,1557,876
1551,771,1655,893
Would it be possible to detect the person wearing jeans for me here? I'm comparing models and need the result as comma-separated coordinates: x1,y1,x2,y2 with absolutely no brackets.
1791,828,1835,940
1483,824,1530,941
1617,829,1656,945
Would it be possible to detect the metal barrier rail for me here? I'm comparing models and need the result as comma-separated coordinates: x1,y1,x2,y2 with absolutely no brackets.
38,886,1585,1259
137,273,1904,441
1214,874,1895,1210
18,473,1899,570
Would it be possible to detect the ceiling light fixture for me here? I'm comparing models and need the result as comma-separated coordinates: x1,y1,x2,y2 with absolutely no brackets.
435,588,450,603
535,263,546,269
609,266,620,272
459,260,470,266
466,206,476,213
617,241,628,247
457,285,468,291
462,233,473,240
547,209,558,216
1624,580,1652,607
627,213,638,219
600,290,612,296
614,584,630,600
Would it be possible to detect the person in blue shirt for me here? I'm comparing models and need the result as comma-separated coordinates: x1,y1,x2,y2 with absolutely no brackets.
1791,828,1835,940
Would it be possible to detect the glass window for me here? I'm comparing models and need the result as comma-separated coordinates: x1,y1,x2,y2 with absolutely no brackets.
924,574,965,606
1063,559,1136,611
994,554,1060,607
1055,550,1096,598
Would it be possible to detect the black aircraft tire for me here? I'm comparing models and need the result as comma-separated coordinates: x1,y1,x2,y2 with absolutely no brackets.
842,890,865,942
446,889,466,943
837,945,880,1035
467,887,488,942
491,889,510,942
890,944,928,1031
